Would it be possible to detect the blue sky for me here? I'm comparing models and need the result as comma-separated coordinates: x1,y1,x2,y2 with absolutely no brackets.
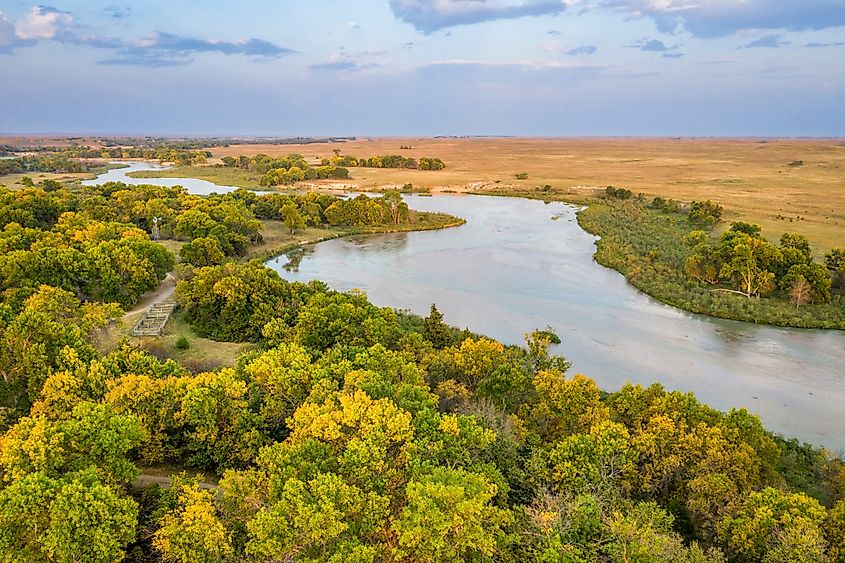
0,0,843,136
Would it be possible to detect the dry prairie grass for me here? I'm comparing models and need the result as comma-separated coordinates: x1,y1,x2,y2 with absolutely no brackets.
213,138,845,251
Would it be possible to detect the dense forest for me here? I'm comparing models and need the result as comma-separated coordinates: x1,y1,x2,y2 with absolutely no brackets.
0,177,843,561
577,189,845,329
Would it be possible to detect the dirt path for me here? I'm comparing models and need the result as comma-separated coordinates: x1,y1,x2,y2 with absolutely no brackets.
132,473,219,491
123,272,176,319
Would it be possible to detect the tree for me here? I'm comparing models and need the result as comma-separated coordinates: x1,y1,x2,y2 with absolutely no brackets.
719,237,776,297
689,201,723,227
781,263,832,304
548,421,635,494
422,304,452,349
180,236,226,267
788,275,812,306
281,202,306,234
43,470,138,563
380,191,409,225
392,467,512,562
247,472,389,561
718,488,828,562
154,483,233,563
0,469,138,563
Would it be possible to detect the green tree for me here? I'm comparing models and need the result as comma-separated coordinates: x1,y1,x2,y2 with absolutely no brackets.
281,202,306,234
392,467,512,562
781,263,832,304
422,304,452,349
180,236,226,267
718,488,828,562
719,236,776,297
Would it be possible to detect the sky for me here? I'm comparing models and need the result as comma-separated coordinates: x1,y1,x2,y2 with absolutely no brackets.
0,0,843,137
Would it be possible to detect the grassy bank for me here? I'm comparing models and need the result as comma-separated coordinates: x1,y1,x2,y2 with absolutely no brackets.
576,200,845,329
245,212,465,262
128,165,263,188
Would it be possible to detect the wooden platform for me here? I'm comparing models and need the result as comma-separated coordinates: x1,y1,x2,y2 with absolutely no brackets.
131,301,177,337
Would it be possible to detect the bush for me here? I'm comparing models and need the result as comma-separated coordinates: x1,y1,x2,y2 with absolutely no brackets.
175,336,190,350
514,172,529,180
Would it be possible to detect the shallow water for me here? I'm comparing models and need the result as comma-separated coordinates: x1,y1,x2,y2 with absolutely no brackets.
266,193,845,451
82,161,244,195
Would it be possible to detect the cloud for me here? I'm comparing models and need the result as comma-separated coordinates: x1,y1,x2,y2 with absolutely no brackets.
543,40,597,56
742,35,789,49
308,50,386,73
566,45,597,56
638,39,680,52
662,53,684,58
389,0,565,33
14,5,72,40
0,13,19,53
0,6,296,66
104,5,131,20
805,41,845,48
310,60,359,72
348,21,361,29
135,32,294,58
568,0,845,37
100,33,297,66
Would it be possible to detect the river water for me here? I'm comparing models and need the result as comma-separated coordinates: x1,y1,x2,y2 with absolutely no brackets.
84,165,845,450
267,194,845,451
82,161,243,195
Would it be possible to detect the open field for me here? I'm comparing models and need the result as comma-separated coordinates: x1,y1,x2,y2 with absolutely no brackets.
208,138,845,252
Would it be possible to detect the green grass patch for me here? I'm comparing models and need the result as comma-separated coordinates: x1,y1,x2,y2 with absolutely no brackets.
128,165,264,188
577,201,845,329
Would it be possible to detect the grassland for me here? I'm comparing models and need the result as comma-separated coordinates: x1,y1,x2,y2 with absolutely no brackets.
204,138,845,252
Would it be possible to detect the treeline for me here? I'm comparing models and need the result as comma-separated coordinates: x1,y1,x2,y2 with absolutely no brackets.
0,154,93,175
219,154,350,186
98,136,355,149
0,180,423,274
579,192,845,328
0,149,210,173
323,154,446,170
1,258,843,561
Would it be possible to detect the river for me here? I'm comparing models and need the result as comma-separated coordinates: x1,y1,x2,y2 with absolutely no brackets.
85,165,845,451
82,161,244,195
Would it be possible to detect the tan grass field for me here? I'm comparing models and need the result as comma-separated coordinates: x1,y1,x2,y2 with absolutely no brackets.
213,138,845,252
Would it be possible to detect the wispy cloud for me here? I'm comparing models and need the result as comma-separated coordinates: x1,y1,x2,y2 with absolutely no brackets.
308,49,387,73
804,41,845,48
742,35,789,49
389,0,565,33
637,39,681,53
0,5,296,67
569,0,845,38
566,45,597,56
104,5,131,20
